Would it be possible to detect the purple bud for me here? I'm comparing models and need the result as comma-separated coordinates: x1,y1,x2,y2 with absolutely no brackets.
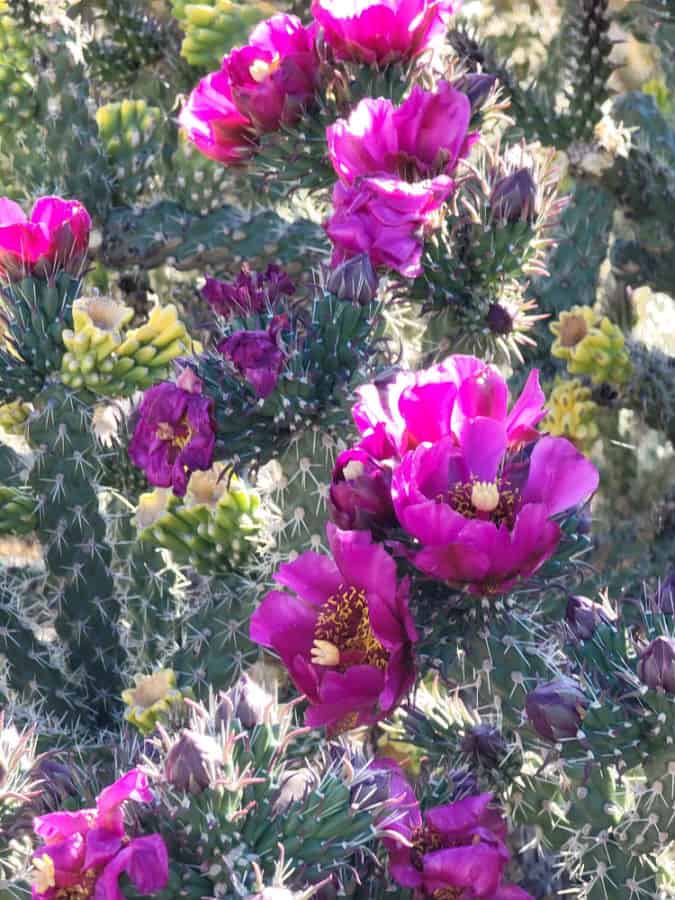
486,302,513,335
461,725,507,768
526,676,588,742
329,447,397,533
458,72,497,111
655,573,675,614
165,730,221,794
216,674,272,729
637,637,675,693
326,253,379,305
31,758,77,806
566,594,612,640
490,168,537,224
202,264,294,318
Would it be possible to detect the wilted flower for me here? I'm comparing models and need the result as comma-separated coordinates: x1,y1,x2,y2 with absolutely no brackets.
223,14,319,133
380,761,533,898
311,0,458,65
525,676,589,742
165,730,221,794
122,669,182,735
202,264,295,318
250,524,417,732
565,594,612,640
637,637,675,694
0,195,91,281
461,725,507,769
329,447,396,532
178,69,256,164
218,317,286,398
325,253,379,305
489,169,537,224
31,769,168,900
325,176,449,277
327,85,474,188
128,368,216,497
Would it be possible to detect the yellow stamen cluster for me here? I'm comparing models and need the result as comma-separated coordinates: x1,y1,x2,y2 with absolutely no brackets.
314,585,388,670
32,855,56,894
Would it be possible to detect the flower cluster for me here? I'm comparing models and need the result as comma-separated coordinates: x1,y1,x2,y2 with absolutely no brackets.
31,769,168,900
380,761,533,899
0,195,90,281
202,263,295,318
331,355,599,594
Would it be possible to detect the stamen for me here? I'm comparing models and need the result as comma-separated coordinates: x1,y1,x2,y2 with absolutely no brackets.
249,54,281,83
33,856,56,894
471,480,500,512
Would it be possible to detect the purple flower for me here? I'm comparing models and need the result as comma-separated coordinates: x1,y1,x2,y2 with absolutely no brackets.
202,264,295,318
379,761,532,899
0,196,91,281
457,72,498,111
637,637,675,694
525,676,588,742
218,316,286,398
327,85,475,186
352,356,547,462
565,594,612,640
489,169,537,224
325,176,450,277
249,524,418,733
128,369,216,496
223,14,319,133
392,431,599,594
31,769,168,900
311,0,458,66
329,447,397,532
178,70,256,165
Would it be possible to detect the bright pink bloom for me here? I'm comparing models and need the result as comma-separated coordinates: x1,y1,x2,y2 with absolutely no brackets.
223,14,319,133
325,176,449,277
31,770,168,900
327,85,474,185
0,196,91,281
311,0,458,65
379,762,533,899
128,369,216,496
178,70,256,164
352,356,546,460
250,524,417,732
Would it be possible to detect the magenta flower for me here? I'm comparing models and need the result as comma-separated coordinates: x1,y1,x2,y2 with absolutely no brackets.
223,14,319,133
128,368,216,496
352,356,546,461
31,769,168,900
202,264,295,318
379,762,532,899
392,431,599,594
250,524,417,732
311,0,458,66
326,176,449,277
0,196,91,281
218,316,286,398
329,446,397,532
327,85,474,186
178,69,256,165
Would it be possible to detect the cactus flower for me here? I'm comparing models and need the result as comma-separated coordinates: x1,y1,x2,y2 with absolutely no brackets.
525,676,589,742
329,446,397,532
311,0,458,66
0,195,90,281
457,72,498,111
128,369,216,496
178,69,257,165
637,637,675,694
565,594,612,640
223,14,319,133
379,761,532,898
165,730,221,794
31,769,168,900
250,524,417,732
218,317,286,398
202,264,295,318
325,175,450,277
327,85,474,187
489,169,537,224
122,669,183,735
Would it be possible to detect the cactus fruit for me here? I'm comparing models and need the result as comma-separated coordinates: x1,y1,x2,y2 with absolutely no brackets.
96,99,164,202
543,377,600,451
0,400,31,435
176,0,277,70
551,305,633,385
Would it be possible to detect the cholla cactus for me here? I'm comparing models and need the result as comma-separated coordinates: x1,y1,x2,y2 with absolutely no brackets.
0,1,672,898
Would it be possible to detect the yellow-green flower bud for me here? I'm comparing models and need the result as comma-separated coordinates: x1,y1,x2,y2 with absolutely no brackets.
543,378,599,452
550,306,633,385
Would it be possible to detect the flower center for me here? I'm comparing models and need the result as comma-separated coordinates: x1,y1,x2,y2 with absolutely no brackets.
33,855,56,894
470,480,500,513
342,460,365,480
249,54,282,83
54,869,99,899
311,584,389,670
155,417,193,450
558,313,588,347
445,478,518,529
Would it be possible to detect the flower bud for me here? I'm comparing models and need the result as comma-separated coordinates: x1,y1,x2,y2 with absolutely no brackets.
525,676,588,742
329,448,396,532
458,73,497,111
165,730,220,794
655,572,675,614
637,637,675,694
216,674,272,729
489,168,537,224
31,758,77,807
460,725,507,769
326,253,379,305
566,594,612,640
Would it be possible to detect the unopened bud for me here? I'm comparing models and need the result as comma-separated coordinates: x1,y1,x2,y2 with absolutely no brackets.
637,637,675,694
165,730,220,794
216,674,273,730
526,676,588,742
566,594,612,640
655,572,675,614
461,725,507,768
326,254,379,305
458,72,497,110
490,168,537,224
